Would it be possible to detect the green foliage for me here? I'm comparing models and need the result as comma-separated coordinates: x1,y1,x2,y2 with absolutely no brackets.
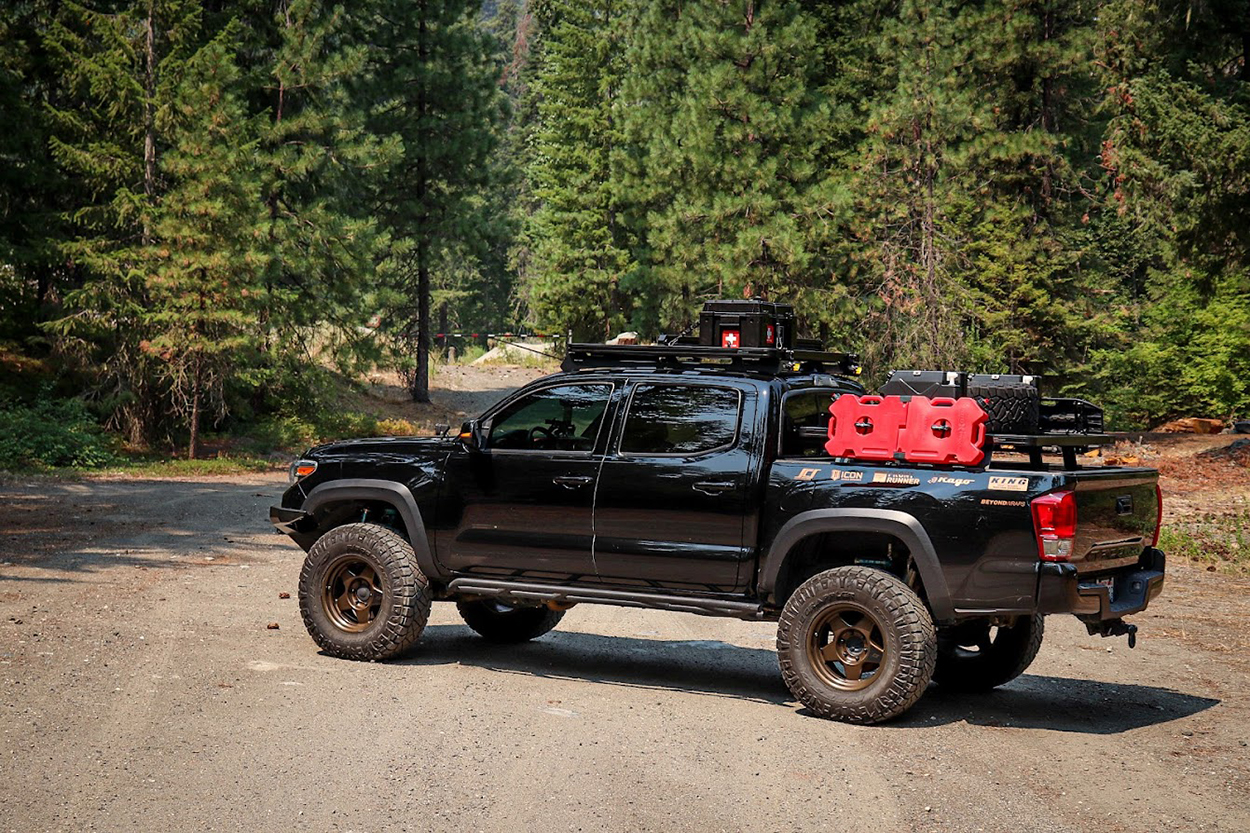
2,0,1250,436
1158,501,1250,575
0,388,118,469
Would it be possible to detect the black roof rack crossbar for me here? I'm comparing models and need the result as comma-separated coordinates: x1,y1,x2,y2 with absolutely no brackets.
561,342,862,376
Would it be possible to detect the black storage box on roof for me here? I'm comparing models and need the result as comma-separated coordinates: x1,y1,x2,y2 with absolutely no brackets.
698,300,796,349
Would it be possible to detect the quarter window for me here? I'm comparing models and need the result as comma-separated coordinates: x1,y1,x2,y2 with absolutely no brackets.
488,384,612,452
780,390,837,456
620,385,741,455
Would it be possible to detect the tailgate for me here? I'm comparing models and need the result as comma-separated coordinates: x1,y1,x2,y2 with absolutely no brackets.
1068,470,1160,572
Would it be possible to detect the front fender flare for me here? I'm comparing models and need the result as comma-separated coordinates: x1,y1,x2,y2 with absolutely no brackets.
303,479,442,581
758,509,954,621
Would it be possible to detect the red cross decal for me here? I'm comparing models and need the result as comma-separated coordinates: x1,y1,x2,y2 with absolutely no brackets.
721,330,740,348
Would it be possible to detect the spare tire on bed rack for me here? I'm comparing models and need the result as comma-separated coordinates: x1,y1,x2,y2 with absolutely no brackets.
880,370,1041,435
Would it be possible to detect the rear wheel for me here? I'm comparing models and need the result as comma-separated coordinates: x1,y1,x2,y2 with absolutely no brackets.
776,566,936,724
456,600,565,643
933,615,1044,691
298,523,431,661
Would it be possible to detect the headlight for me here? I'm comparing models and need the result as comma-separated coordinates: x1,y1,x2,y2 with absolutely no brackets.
289,459,318,483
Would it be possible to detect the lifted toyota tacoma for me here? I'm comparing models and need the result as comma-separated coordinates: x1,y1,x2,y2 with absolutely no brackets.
270,341,1165,724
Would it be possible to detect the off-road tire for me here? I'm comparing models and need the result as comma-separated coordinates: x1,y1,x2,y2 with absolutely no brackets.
933,614,1044,692
970,382,1040,434
456,600,565,643
298,523,431,661
776,566,936,724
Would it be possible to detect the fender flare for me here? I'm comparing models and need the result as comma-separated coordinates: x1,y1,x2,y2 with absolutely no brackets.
303,479,442,581
758,509,954,621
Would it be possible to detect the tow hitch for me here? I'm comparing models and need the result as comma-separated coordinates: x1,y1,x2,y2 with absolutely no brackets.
1087,619,1138,648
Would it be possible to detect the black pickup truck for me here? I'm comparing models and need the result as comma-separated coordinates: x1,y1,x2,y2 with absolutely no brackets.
270,344,1165,724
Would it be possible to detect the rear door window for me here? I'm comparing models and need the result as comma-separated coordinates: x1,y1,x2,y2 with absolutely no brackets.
620,384,742,455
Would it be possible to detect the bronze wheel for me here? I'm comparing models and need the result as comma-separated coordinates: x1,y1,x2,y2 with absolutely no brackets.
805,603,887,692
777,565,936,724
321,555,385,633
298,523,431,661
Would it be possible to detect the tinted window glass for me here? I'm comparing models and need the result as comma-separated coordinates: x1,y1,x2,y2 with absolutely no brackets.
780,390,837,456
621,385,741,455
489,384,611,452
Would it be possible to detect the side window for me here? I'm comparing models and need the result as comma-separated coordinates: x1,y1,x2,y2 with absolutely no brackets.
780,390,836,457
488,384,612,452
620,385,741,455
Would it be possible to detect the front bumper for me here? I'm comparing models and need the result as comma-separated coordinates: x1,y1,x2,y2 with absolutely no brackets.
1037,547,1166,620
270,505,310,535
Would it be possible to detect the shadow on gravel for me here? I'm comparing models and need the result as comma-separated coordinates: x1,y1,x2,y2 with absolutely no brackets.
395,624,791,705
891,673,1219,734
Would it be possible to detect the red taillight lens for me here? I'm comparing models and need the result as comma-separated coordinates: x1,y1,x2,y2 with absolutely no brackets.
1152,483,1163,546
1031,489,1077,561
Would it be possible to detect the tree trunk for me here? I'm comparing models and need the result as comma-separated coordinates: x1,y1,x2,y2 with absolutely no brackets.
410,7,431,403
411,246,431,403
438,301,448,357
142,0,157,244
188,354,202,460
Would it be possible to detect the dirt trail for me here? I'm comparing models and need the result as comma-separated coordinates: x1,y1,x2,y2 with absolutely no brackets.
2,473,1248,832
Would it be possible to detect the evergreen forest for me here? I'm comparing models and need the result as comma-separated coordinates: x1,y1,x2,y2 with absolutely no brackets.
1,0,1249,463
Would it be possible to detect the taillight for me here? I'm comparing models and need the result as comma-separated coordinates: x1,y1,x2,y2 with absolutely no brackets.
1152,483,1163,546
1031,489,1077,561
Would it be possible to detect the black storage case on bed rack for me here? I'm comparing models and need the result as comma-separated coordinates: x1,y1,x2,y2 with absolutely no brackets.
698,300,796,349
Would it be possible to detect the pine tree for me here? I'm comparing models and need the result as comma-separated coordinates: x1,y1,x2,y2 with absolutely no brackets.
42,0,204,443
617,0,829,336
238,0,398,387
364,0,506,401
143,26,264,458
521,0,632,342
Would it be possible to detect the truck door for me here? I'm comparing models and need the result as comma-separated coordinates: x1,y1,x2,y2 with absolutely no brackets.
438,381,614,581
592,381,755,592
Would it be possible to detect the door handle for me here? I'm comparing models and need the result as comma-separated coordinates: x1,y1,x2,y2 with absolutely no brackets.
693,480,736,495
553,475,594,489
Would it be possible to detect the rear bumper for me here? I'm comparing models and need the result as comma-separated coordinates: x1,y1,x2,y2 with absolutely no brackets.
1037,547,1166,620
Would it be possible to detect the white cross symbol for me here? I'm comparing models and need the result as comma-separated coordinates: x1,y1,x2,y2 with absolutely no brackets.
723,331,739,348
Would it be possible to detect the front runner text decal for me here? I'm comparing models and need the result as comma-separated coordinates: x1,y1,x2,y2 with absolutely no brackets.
871,471,921,486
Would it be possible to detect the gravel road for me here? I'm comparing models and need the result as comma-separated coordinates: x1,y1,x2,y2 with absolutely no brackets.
2,473,1249,833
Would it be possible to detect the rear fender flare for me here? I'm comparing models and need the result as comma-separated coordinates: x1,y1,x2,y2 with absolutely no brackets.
759,509,954,621
303,479,441,581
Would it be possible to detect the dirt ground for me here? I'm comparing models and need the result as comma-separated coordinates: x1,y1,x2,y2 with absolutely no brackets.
3,368,1250,832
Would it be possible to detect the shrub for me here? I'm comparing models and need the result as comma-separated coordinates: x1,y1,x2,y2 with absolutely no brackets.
0,392,118,469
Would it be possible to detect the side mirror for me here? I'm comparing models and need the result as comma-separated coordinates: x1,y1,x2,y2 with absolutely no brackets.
458,419,485,451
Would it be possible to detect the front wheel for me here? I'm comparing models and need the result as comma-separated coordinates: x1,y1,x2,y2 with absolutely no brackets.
776,566,936,724
456,599,565,643
298,523,431,661
933,615,1044,692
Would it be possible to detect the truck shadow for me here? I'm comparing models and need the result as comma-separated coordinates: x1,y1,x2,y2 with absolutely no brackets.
399,626,1219,731
398,624,793,705
886,673,1219,734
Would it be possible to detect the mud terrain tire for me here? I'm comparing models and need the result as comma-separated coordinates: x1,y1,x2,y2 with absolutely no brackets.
456,600,565,643
933,614,1044,691
970,382,1040,434
777,566,936,724
298,523,431,661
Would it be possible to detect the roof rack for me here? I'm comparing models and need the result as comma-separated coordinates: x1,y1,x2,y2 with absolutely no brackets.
561,342,863,377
